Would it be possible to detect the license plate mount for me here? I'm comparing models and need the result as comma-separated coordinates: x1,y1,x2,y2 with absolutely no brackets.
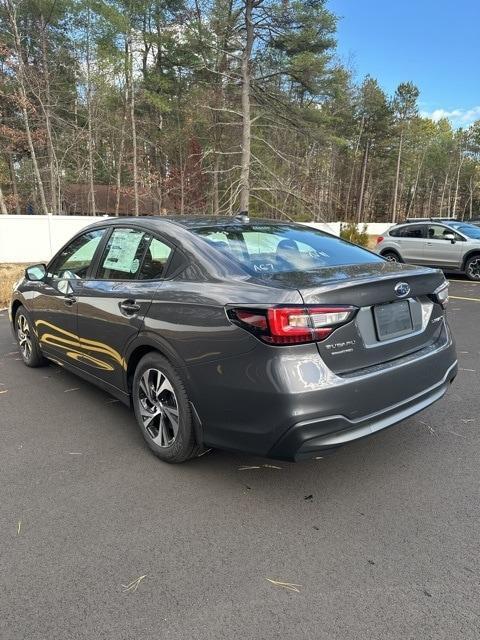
374,300,413,341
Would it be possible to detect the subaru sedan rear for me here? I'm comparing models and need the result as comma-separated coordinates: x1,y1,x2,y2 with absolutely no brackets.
10,217,457,462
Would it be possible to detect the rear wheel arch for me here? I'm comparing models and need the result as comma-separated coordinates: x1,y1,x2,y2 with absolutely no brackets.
126,341,205,450
462,249,480,271
125,337,191,396
380,249,403,262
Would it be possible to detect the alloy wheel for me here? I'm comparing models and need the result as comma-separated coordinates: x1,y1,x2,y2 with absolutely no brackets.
138,368,180,447
384,253,399,262
467,257,480,280
17,314,32,361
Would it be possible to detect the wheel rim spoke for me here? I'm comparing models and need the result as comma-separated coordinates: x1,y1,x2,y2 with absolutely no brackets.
17,315,32,359
138,368,180,448
163,405,179,436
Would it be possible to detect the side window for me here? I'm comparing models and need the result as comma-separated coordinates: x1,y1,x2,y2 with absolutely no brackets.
138,237,172,280
96,228,149,280
428,225,455,240
49,229,105,280
389,227,404,238
403,225,425,239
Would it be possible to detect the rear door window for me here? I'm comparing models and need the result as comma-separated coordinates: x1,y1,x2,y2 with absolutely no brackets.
402,225,426,239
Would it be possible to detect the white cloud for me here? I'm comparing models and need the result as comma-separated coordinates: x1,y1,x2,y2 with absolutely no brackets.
421,106,480,127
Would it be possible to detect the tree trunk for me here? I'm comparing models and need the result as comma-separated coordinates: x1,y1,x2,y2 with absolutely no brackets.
40,14,58,214
357,140,369,223
452,156,464,217
6,0,49,215
345,115,364,219
127,36,140,217
392,130,403,222
239,0,254,213
115,77,129,217
212,154,220,215
8,154,21,214
439,172,449,216
86,9,96,216
0,185,8,214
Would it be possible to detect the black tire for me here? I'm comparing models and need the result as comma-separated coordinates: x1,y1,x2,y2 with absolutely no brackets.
132,352,201,463
14,305,48,368
382,250,402,263
465,254,480,281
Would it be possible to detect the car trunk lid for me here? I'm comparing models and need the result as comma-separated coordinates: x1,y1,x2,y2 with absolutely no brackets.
267,262,446,374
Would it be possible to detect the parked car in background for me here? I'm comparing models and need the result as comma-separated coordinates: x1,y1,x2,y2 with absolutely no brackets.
375,220,480,280
10,216,457,463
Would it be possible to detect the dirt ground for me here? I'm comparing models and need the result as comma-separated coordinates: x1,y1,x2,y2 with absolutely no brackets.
0,264,27,308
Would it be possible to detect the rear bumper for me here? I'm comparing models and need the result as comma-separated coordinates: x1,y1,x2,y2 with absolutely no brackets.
269,360,457,460
190,319,457,459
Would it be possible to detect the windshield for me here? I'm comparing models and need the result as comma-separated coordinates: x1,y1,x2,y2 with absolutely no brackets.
192,223,382,274
449,224,480,239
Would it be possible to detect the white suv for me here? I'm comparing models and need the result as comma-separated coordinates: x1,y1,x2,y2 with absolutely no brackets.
375,221,480,280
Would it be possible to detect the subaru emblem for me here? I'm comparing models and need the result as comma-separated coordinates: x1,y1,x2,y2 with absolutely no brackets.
394,282,410,298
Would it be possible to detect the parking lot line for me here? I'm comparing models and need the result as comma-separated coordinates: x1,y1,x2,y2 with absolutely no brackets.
449,279,480,284
450,295,480,302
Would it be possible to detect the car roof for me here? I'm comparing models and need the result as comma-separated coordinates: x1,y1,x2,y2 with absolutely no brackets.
88,215,289,230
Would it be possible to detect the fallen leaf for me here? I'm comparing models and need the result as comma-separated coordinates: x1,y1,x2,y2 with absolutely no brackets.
0,390,8,395
238,464,282,471
304,494,313,501
419,420,437,436
266,578,301,593
17,521,21,535
461,419,475,423
122,575,147,593
64,387,80,393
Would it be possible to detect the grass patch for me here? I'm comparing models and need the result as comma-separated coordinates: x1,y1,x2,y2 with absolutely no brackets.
0,264,27,309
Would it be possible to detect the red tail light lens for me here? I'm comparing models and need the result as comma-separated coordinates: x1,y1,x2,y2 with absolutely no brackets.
228,305,356,345
376,236,384,245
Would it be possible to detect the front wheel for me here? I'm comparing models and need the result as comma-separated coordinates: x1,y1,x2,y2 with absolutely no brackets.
465,255,480,281
132,353,202,463
14,306,48,367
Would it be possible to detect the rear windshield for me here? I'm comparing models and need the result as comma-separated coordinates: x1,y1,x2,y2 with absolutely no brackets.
192,224,382,274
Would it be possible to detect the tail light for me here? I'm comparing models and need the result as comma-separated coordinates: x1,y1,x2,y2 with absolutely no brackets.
376,236,384,245
228,305,357,345
432,281,449,307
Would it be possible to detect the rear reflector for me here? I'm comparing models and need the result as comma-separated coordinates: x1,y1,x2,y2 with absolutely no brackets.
228,305,357,345
376,236,384,245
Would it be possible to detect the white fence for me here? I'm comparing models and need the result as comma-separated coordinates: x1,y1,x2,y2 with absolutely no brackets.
0,215,389,264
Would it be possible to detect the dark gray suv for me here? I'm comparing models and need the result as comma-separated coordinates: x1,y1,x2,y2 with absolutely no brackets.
10,216,457,463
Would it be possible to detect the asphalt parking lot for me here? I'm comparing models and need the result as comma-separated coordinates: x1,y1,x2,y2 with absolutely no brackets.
1,278,479,640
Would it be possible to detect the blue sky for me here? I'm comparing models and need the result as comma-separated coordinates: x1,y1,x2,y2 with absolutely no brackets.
329,0,480,127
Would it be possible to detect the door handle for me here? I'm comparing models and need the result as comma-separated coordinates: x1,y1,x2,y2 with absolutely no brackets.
64,296,77,306
120,299,141,314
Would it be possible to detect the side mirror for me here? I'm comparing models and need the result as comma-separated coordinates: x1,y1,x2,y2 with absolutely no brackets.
25,264,47,281
443,233,455,243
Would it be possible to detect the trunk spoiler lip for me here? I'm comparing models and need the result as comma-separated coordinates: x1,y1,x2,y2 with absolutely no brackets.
293,266,445,297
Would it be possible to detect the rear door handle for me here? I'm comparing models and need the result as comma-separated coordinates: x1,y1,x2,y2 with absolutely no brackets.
64,296,76,306
120,299,141,314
